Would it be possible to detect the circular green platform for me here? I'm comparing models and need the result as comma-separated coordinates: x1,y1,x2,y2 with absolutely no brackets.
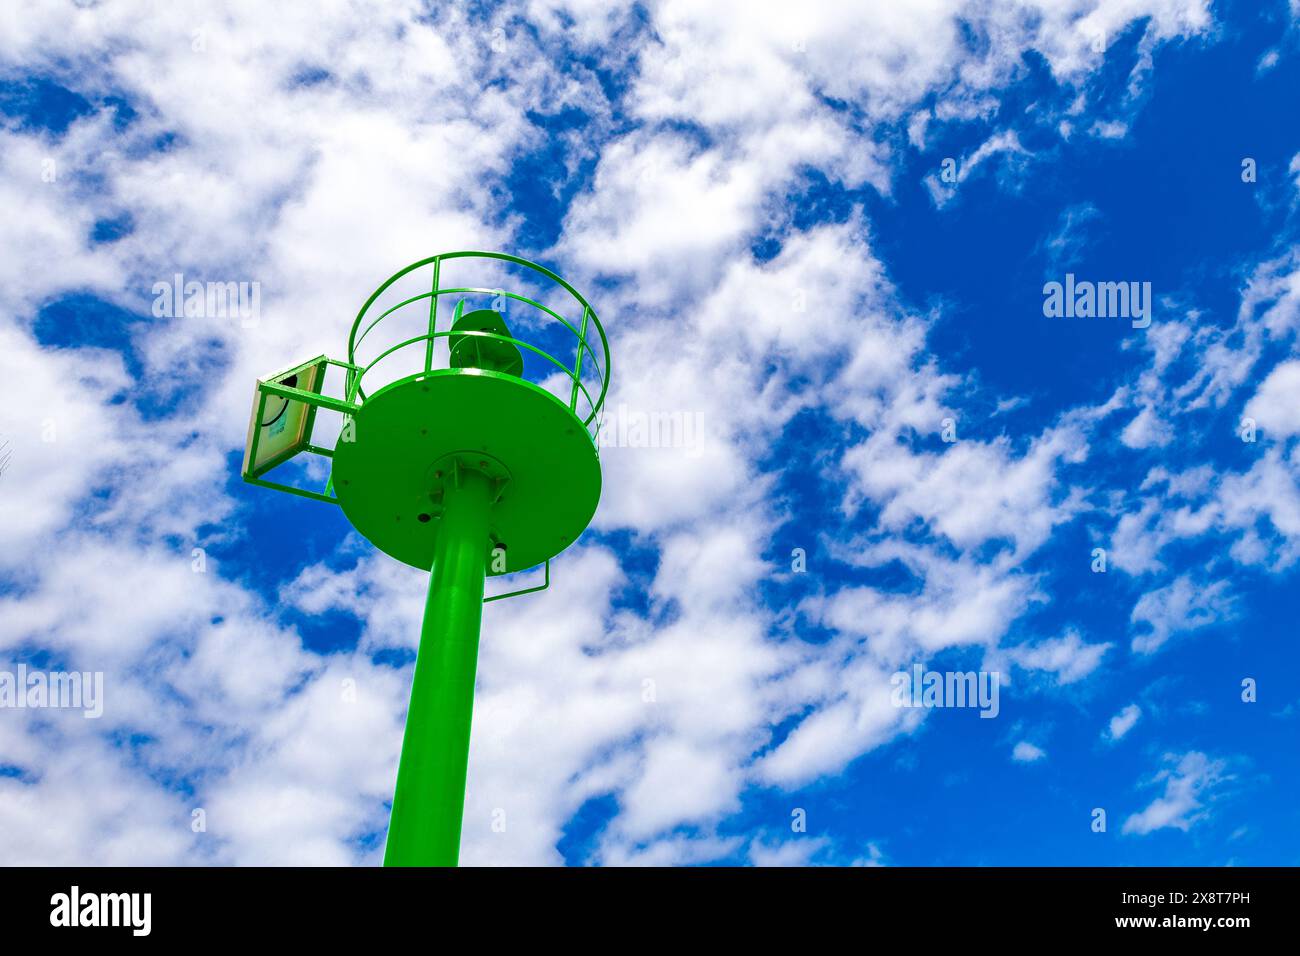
331,369,601,574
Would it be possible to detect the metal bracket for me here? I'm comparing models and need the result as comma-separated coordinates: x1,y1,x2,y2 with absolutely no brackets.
483,559,549,603
243,356,361,504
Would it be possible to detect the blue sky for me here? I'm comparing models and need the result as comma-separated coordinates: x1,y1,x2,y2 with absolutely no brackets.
0,0,1298,865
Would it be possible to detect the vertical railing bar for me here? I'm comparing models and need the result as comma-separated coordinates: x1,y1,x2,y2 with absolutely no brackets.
425,257,441,373
570,304,590,413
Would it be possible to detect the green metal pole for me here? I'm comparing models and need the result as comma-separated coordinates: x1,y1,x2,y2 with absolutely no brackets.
384,465,492,866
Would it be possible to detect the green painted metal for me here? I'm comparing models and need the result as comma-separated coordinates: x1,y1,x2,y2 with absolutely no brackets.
351,287,605,414
241,251,608,868
383,463,492,867
330,367,601,575
347,250,609,422
246,474,340,505
449,307,525,377
484,558,549,603
243,355,362,491
244,357,331,479
570,305,590,411
424,257,441,374
260,379,357,417
346,327,603,439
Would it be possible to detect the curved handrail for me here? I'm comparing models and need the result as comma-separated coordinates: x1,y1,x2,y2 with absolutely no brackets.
347,328,603,436
347,252,610,428
355,287,605,382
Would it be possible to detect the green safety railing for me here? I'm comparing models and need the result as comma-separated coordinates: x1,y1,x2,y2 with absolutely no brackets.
344,252,610,442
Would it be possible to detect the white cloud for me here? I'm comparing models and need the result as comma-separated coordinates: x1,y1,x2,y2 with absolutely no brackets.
1245,359,1300,438
1107,499,1169,575
749,835,833,867
747,834,886,866
1120,406,1173,448
1012,741,1046,762
1089,119,1129,139
843,426,1087,561
813,548,1039,658
0,328,135,566
1008,629,1112,685
924,130,1029,207
1130,575,1235,654
619,738,742,838
1122,751,1229,835
1105,703,1141,742
0,728,197,865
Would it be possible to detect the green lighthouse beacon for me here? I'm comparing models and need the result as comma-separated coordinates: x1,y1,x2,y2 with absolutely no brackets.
241,252,609,866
